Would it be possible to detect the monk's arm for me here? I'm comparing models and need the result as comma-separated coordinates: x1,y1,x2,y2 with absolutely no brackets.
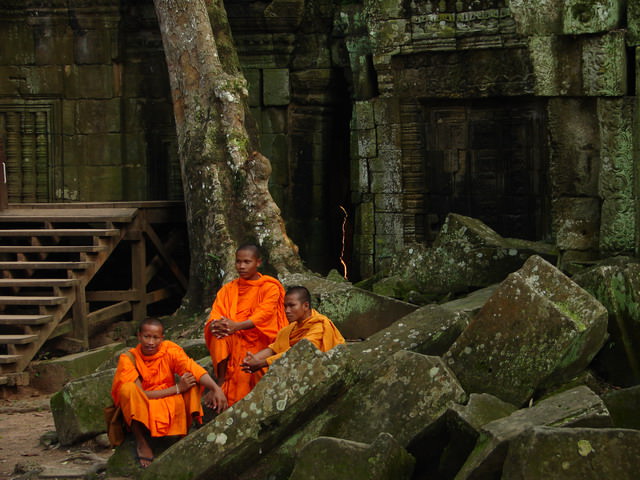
133,375,195,400
241,348,275,372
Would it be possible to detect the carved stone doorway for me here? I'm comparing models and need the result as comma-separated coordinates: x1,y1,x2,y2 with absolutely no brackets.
421,98,549,241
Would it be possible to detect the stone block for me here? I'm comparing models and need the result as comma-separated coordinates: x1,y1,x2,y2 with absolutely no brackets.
374,212,403,235
356,200,375,235
356,128,376,159
261,107,287,134
562,0,622,34
630,2,640,46
350,304,469,368
573,260,640,385
372,97,400,125
74,28,117,65
552,196,601,250
50,369,115,445
243,68,261,107
263,68,290,106
0,23,35,65
602,384,640,429
33,23,73,65
529,35,582,96
376,124,401,149
29,343,125,394
64,65,115,99
25,65,65,95
289,433,415,480
582,32,626,96
456,386,611,479
75,99,121,134
353,101,375,130
0,66,22,95
548,98,600,197
509,0,564,35
445,256,608,406
369,19,410,54
502,427,640,479
122,165,148,200
280,272,417,339
83,134,123,166
78,165,123,201
370,169,401,194
136,341,357,480
290,34,332,69
374,233,403,259
374,193,402,212
369,149,401,174
353,233,374,257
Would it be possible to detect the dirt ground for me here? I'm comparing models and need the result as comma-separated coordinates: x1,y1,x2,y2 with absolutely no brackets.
0,387,114,480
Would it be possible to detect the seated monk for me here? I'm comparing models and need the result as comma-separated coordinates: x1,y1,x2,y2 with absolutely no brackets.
240,286,345,372
203,244,287,406
111,318,227,468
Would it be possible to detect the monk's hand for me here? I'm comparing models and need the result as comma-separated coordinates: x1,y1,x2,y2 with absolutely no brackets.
209,387,228,413
177,372,197,393
240,352,259,373
212,317,234,338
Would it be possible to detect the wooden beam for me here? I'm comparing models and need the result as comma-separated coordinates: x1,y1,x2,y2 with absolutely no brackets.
142,220,188,290
71,283,88,349
144,231,181,285
86,290,139,302
146,286,176,304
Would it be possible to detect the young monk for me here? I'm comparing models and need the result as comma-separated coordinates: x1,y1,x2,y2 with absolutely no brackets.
203,244,287,406
241,286,345,372
111,318,227,468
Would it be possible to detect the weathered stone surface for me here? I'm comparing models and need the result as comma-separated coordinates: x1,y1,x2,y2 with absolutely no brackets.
581,32,627,96
50,369,114,446
552,197,601,250
289,433,415,480
501,427,640,479
263,68,290,106
630,2,640,45
562,0,622,34
375,214,557,303
597,98,636,253
509,0,564,35
136,341,356,480
280,273,417,339
349,304,469,368
455,386,612,479
573,260,640,385
244,350,466,479
602,385,640,429
529,35,582,96
444,255,608,406
413,394,517,479
29,342,125,393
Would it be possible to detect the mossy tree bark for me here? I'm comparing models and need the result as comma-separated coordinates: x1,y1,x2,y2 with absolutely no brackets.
153,0,304,313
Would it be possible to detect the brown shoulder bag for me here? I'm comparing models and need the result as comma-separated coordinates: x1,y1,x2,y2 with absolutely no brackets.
104,351,137,447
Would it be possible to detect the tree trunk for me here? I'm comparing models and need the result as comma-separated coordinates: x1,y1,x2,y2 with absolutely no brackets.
153,0,304,312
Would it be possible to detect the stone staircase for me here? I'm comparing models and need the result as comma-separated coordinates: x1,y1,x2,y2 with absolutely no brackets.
0,202,186,385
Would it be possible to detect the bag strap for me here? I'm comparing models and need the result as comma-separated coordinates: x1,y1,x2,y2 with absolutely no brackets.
124,350,141,380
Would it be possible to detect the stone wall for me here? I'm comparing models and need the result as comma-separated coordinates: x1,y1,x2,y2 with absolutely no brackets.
0,0,179,202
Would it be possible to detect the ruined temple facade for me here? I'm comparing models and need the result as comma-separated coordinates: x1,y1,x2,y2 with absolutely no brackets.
1,0,639,278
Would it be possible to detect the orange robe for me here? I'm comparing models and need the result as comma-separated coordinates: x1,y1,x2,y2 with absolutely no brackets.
111,341,207,437
205,273,287,406
266,309,345,365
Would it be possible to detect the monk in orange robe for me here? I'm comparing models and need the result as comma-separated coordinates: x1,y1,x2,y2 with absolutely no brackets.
203,244,287,406
111,318,227,468
241,286,345,371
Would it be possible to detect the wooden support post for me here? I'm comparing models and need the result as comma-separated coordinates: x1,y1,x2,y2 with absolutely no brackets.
131,217,147,325
71,283,88,349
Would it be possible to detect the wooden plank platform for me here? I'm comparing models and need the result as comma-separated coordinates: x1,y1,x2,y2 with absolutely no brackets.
0,296,67,305
0,261,92,270
0,228,120,237
0,334,38,344
0,245,108,253
0,208,138,223
0,278,78,287
0,355,20,364
0,314,53,325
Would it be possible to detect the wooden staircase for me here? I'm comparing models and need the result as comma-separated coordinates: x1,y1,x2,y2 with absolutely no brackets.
0,203,188,386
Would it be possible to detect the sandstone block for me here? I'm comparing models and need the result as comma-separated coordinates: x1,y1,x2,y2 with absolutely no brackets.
562,0,622,34
289,433,415,480
502,427,640,479
445,255,608,405
263,68,290,106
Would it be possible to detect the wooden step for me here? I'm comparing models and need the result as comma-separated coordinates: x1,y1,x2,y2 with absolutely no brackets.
0,355,21,364
0,295,67,305
1,228,119,237
0,278,78,287
0,207,137,223
0,245,107,253
0,314,53,325
0,261,92,270
0,334,38,344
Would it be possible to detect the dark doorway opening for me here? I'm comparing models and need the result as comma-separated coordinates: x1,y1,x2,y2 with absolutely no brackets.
421,98,550,241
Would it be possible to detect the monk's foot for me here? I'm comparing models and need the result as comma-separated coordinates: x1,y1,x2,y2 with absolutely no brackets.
135,444,154,468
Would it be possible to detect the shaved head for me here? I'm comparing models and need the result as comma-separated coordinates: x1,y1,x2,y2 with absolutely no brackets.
236,244,261,260
285,286,311,307
138,317,164,334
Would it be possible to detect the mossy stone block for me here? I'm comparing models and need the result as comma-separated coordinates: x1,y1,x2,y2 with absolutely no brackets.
263,68,290,106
